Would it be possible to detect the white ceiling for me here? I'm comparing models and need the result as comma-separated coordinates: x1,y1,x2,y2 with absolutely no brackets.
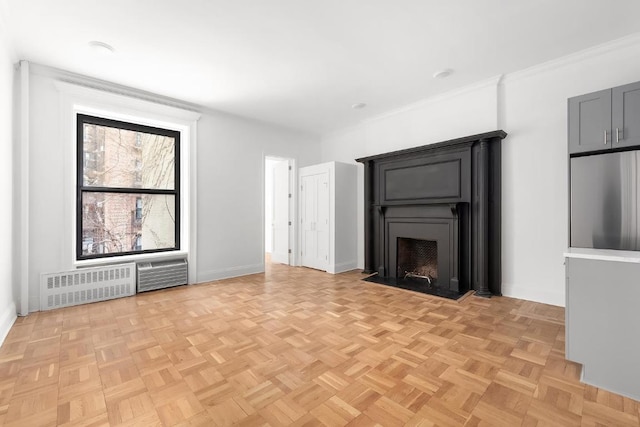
3,0,640,135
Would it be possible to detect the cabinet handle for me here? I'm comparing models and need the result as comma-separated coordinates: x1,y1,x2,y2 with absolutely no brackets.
604,130,608,145
617,128,623,142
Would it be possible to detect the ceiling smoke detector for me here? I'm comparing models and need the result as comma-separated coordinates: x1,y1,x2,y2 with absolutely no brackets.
433,69,453,79
351,103,367,109
88,41,115,54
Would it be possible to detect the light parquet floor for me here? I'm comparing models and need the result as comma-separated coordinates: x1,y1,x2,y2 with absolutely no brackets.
1,261,639,426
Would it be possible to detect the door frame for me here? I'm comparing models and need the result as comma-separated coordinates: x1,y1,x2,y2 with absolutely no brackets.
263,155,297,268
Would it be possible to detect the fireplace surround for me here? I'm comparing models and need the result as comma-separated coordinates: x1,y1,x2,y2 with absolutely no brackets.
356,130,506,297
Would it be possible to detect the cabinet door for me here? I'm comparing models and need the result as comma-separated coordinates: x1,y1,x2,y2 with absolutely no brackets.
568,89,612,154
612,81,640,149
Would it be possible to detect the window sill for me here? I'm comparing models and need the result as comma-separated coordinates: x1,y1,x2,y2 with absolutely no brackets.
74,250,188,269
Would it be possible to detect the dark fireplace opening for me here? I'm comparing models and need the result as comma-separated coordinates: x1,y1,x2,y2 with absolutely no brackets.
365,225,464,300
397,238,438,283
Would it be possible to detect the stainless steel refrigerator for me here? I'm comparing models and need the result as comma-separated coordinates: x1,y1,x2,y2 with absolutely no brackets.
571,150,640,250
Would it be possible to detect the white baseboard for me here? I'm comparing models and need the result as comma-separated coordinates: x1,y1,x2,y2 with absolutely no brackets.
196,263,264,283
581,366,640,402
29,295,40,313
0,302,17,347
501,283,565,307
329,260,359,274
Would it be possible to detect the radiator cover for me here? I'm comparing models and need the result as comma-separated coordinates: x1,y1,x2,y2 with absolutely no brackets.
137,259,188,292
40,263,136,311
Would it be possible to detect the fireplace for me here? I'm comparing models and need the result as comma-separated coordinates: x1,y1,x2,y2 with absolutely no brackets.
397,238,438,281
356,131,506,298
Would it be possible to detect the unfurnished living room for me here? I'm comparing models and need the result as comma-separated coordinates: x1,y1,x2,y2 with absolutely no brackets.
2,1,640,426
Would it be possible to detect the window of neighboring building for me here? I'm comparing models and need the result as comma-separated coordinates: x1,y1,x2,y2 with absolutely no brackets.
77,113,180,260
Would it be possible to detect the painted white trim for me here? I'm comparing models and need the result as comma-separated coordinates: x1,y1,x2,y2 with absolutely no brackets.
263,155,298,268
290,158,298,267
197,263,264,283
501,283,564,308
366,75,503,124
322,75,502,141
52,79,199,285
53,81,201,122
580,370,640,402
503,32,640,85
30,63,318,140
188,119,198,284
0,301,16,346
329,261,358,274
18,60,29,316
75,251,189,268
34,64,202,114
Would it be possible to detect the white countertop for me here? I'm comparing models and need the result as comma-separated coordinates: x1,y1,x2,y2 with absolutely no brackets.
564,247,640,263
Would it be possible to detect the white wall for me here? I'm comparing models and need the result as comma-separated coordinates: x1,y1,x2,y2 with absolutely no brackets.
0,16,16,343
321,34,640,307
500,35,640,306
24,65,321,311
195,117,317,282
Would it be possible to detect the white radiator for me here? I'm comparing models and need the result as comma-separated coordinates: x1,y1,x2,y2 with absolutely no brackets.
40,263,136,311
137,259,188,293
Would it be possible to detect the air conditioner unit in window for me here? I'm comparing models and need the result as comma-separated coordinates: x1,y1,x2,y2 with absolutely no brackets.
137,259,188,293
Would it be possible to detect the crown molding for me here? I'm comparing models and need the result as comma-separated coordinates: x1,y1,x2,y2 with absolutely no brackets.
321,75,503,141
31,62,202,114
31,62,320,139
28,62,319,139
503,32,640,84
363,75,503,126
323,75,502,141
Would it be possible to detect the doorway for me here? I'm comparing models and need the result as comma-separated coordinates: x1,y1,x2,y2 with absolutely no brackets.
264,156,294,266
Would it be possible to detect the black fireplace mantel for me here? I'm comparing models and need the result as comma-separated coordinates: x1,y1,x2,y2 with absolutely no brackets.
356,130,507,297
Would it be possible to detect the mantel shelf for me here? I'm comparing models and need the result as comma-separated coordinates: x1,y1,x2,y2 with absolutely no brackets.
356,130,507,163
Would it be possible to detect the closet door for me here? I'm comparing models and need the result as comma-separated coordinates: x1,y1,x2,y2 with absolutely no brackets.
300,171,329,271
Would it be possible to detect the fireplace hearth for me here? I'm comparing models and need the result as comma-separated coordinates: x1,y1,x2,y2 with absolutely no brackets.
357,131,506,299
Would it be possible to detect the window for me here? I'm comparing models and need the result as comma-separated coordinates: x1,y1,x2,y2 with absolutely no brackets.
77,114,180,260
135,197,143,220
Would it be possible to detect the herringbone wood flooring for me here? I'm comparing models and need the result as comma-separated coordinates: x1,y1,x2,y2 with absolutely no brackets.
1,260,638,426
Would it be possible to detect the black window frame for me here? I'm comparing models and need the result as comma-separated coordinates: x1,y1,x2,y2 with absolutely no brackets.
76,113,181,260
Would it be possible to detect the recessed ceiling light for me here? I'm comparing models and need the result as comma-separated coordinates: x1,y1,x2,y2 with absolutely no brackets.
351,103,367,109
88,40,115,54
433,69,453,79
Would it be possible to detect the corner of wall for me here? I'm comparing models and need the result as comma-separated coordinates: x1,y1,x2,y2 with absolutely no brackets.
501,283,565,307
0,301,16,346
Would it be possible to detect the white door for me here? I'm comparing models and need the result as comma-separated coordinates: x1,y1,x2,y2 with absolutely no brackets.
271,160,290,264
300,171,329,271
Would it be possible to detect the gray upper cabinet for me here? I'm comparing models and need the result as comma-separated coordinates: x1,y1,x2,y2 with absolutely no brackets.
568,89,612,154
612,81,640,149
569,81,640,154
